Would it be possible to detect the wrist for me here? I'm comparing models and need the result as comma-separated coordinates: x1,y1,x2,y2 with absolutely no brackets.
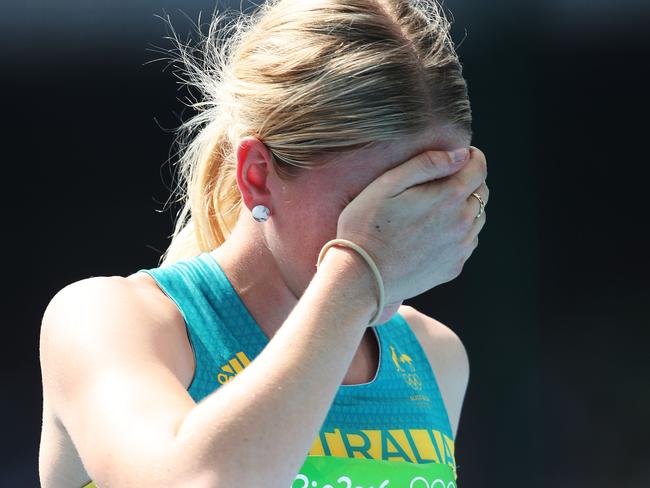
316,245,380,323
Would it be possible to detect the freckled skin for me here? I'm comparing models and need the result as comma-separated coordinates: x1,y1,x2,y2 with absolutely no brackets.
214,124,471,336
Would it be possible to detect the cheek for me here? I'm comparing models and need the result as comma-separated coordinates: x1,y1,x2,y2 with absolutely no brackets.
290,202,342,259
290,190,345,232
278,177,349,256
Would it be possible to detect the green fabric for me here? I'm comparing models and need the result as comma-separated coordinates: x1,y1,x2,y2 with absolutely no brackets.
295,455,456,487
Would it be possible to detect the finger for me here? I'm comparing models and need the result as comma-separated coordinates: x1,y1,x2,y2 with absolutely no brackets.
380,147,471,197
460,213,486,261
469,181,489,208
474,181,490,205
465,199,487,242
442,146,488,201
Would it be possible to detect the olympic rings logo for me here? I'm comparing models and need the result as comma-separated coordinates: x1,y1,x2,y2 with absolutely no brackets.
410,478,456,488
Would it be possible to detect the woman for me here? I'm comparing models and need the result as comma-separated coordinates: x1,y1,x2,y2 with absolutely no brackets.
39,0,488,486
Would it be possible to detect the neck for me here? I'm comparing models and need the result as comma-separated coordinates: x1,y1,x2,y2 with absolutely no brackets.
209,215,299,340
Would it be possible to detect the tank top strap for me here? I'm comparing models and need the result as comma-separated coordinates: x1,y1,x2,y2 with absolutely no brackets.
375,313,454,438
135,252,268,402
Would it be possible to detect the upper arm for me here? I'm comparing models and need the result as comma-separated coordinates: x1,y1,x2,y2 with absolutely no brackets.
39,277,198,487
399,305,470,439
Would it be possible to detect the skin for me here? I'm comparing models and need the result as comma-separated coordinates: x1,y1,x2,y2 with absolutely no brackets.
211,124,473,340
207,124,478,439
38,124,481,487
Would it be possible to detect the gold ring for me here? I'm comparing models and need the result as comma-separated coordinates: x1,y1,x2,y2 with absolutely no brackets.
471,192,486,219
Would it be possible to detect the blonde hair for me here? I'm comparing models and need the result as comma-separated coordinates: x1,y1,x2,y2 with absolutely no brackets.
155,0,472,267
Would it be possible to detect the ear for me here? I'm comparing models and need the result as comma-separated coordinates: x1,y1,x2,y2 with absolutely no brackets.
235,136,274,212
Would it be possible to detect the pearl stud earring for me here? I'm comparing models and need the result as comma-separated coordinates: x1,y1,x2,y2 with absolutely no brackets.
251,204,270,222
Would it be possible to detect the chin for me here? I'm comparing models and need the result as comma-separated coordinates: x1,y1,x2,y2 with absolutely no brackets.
374,300,403,325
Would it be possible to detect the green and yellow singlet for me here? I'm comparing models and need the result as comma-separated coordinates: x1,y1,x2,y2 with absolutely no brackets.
81,251,457,487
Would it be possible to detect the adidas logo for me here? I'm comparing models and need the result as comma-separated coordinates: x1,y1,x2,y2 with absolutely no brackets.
216,351,251,385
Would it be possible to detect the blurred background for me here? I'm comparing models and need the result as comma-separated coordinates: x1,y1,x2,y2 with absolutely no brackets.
2,0,649,486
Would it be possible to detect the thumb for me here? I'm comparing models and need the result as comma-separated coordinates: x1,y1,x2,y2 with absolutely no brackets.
382,147,470,197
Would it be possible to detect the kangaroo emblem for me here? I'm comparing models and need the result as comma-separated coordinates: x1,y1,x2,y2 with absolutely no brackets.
399,353,415,371
390,344,422,391
390,345,403,371
390,345,416,372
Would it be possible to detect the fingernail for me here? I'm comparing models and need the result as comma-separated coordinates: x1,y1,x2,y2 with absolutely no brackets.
449,147,469,163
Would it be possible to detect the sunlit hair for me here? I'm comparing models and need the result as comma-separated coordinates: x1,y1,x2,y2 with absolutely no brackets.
155,0,472,266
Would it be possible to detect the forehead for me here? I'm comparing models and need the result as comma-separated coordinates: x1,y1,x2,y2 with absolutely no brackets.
309,125,471,196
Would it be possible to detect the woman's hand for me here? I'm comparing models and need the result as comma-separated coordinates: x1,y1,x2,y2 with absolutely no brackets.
336,146,488,304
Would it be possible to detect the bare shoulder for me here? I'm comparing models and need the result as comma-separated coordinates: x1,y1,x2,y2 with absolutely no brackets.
40,273,193,383
41,274,176,347
40,274,194,414
397,305,470,438
39,275,196,487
